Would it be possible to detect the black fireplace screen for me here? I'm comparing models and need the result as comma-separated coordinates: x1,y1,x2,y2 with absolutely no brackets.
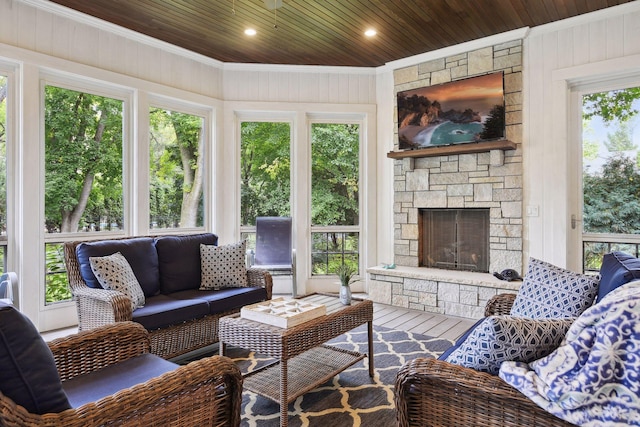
420,208,489,272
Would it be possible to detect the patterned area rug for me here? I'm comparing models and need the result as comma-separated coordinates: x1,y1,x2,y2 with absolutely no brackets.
223,324,453,427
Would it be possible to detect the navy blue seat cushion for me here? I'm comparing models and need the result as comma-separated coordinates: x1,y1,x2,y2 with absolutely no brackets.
155,233,218,294
0,302,71,414
169,287,268,315
76,237,160,297
63,353,178,408
132,295,209,330
598,251,640,302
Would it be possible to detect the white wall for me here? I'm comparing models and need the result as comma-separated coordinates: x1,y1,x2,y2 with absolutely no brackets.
524,2,640,269
0,0,379,328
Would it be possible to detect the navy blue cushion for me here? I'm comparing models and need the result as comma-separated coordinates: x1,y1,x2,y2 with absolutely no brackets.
63,353,177,408
132,295,209,330
598,251,640,301
169,287,268,315
76,237,160,297
0,302,71,414
155,233,218,294
438,317,485,361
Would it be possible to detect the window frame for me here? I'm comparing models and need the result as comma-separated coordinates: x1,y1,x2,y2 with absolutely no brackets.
572,75,640,272
308,119,362,276
147,95,212,233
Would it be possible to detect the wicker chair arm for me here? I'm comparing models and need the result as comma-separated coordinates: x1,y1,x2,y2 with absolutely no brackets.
484,293,518,316
0,355,242,427
72,287,133,328
247,267,273,300
395,357,576,427
48,322,150,382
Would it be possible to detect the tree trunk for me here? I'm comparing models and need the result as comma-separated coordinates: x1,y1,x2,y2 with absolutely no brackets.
60,111,106,232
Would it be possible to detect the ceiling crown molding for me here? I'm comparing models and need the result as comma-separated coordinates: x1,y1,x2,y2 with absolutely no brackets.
19,0,224,68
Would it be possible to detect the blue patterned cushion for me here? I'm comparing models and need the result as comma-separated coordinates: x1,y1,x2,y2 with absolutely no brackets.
598,251,640,302
510,258,599,319
444,315,575,375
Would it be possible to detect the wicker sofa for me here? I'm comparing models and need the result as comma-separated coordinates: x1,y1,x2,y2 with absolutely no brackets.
64,233,273,359
395,293,577,427
0,303,242,427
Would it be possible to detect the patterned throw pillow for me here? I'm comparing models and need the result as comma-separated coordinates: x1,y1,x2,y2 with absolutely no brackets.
444,315,575,375
200,241,248,290
510,258,599,319
89,252,145,311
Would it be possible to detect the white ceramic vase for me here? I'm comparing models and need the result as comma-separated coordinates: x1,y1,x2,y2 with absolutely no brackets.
340,285,352,305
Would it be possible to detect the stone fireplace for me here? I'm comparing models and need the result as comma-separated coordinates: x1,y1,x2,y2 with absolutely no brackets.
420,208,490,272
368,39,524,319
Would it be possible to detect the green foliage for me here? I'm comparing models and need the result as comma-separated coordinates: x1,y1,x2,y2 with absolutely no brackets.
335,263,359,286
44,86,124,232
583,155,640,234
311,123,359,226
149,108,204,228
240,122,291,225
311,232,359,275
45,243,72,303
604,121,637,152
583,88,640,124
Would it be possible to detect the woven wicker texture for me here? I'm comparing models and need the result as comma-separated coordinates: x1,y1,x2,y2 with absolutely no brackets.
395,293,577,427
220,294,374,427
0,322,243,427
64,236,273,359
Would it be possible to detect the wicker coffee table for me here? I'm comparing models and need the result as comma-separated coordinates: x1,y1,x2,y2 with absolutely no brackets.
219,293,374,427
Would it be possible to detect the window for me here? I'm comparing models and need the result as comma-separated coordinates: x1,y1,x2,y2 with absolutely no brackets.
239,121,291,248
149,107,205,229
310,123,360,275
44,85,125,303
0,74,7,272
44,85,124,233
581,86,640,272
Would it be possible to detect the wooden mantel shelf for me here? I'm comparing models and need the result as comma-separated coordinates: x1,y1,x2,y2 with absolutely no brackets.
387,139,516,159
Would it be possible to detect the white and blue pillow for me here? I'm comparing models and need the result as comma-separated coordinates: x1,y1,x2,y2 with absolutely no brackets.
89,252,146,311
442,315,574,375
509,258,599,319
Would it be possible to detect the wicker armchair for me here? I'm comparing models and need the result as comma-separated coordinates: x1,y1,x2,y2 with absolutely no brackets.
394,293,577,427
0,321,242,427
64,236,273,359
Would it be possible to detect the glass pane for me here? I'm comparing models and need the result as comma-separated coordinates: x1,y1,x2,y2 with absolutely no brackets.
45,243,72,304
44,86,124,233
311,231,359,276
311,123,359,226
149,107,204,229
240,122,290,226
582,88,640,235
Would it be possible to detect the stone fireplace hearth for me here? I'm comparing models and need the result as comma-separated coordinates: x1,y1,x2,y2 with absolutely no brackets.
367,39,524,320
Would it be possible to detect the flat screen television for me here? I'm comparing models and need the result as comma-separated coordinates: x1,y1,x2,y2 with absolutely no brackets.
397,72,505,150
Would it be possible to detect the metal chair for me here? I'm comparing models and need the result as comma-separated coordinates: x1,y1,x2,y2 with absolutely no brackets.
253,216,297,296
0,272,17,305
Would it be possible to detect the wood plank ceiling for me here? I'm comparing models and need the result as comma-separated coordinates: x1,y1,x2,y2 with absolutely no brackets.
49,0,634,67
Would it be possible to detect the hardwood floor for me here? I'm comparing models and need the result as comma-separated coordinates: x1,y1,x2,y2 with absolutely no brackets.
42,297,475,343
371,301,474,342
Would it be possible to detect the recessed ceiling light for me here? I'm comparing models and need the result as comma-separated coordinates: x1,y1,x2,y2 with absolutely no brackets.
245,28,257,36
364,29,377,37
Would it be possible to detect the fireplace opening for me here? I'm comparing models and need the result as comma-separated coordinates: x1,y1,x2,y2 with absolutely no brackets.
419,208,489,272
